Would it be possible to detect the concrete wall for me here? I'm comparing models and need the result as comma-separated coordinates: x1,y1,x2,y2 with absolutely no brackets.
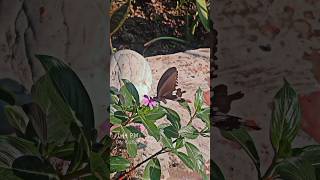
0,0,109,127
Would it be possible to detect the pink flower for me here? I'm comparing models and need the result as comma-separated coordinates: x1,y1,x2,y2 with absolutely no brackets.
133,124,146,132
142,95,157,108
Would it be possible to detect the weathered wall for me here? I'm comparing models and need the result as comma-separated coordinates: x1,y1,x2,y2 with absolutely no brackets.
211,0,320,179
0,0,109,127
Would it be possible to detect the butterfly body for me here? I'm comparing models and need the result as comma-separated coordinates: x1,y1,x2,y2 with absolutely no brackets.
212,84,244,113
212,84,261,131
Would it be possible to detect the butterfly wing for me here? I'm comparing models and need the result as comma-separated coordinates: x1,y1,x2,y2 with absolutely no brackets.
156,67,178,99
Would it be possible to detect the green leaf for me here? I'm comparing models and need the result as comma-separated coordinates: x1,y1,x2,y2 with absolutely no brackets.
211,160,225,180
0,136,39,167
47,143,74,160
220,128,260,173
163,126,179,139
143,158,161,180
126,126,145,138
111,111,128,125
178,100,192,116
185,142,205,174
31,75,75,145
90,152,109,179
175,151,194,170
110,86,119,95
292,145,320,178
134,107,166,123
195,0,211,32
120,85,135,108
293,145,320,166
194,88,204,112
0,168,23,180
0,86,15,105
4,105,29,134
110,0,131,35
179,125,199,139
69,121,91,158
163,107,181,130
11,155,58,180
138,111,160,141
35,55,95,139
175,138,184,149
22,103,47,145
122,79,139,103
160,132,174,150
110,115,123,125
110,156,130,172
271,80,301,158
114,111,128,121
120,126,137,158
274,157,316,180
67,137,84,173
190,17,199,36
196,107,210,128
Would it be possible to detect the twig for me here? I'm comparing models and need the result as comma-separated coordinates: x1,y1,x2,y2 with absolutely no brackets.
116,139,177,180
187,112,197,125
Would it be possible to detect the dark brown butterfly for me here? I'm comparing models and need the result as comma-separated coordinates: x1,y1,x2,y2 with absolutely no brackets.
153,67,186,104
212,84,244,113
212,84,261,131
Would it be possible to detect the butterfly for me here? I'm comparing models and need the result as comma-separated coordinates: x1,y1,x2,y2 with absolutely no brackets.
153,67,186,104
212,84,244,114
212,84,261,131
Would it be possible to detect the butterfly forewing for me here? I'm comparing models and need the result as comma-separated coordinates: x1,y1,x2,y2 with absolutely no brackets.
156,67,178,98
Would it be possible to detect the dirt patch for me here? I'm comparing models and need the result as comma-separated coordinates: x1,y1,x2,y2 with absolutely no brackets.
111,0,210,57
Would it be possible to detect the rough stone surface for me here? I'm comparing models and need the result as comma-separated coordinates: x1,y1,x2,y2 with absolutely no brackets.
134,48,210,179
211,0,320,179
0,0,109,127
110,49,153,100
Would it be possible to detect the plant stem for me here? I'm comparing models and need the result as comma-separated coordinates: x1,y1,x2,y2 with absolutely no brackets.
187,112,197,125
262,156,278,179
116,139,177,179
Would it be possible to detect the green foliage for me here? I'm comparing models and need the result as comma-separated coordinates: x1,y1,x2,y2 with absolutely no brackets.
177,0,212,37
271,79,301,158
109,73,210,179
143,158,161,180
110,0,131,36
220,128,260,175
213,79,319,180
210,160,225,180
0,55,316,179
4,105,29,134
0,55,100,179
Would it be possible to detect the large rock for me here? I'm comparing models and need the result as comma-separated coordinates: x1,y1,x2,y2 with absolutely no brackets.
134,48,210,179
110,49,153,100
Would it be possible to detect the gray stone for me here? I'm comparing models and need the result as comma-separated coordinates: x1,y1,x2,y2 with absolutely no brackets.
110,49,153,100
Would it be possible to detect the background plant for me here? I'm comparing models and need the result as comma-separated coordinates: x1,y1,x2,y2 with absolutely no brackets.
212,80,320,180
109,80,210,179
0,55,111,179
0,55,209,179
109,0,212,53
144,0,212,50
176,0,212,39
